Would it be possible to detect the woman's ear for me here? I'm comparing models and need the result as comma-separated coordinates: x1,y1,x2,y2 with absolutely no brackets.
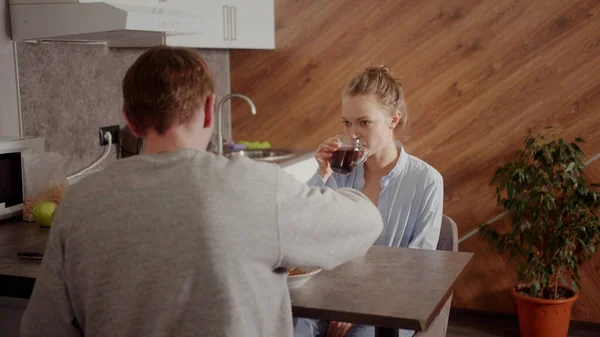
390,111,401,129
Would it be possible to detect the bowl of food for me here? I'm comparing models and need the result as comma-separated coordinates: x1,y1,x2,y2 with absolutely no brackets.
286,267,322,289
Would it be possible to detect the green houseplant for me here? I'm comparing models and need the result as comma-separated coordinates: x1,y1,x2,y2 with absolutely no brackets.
480,132,600,337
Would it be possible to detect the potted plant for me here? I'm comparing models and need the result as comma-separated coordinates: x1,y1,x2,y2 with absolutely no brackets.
480,132,600,337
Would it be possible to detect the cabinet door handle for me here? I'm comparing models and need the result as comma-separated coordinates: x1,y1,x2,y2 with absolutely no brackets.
223,5,229,40
230,6,237,41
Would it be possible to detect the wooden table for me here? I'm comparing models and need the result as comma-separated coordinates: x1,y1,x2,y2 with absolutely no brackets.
2,219,474,336
290,246,473,337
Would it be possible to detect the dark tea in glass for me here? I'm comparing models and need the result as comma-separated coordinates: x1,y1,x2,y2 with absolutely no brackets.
329,135,369,175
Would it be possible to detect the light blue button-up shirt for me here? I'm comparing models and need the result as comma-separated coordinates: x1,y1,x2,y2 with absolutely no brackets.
307,143,444,250
294,144,444,337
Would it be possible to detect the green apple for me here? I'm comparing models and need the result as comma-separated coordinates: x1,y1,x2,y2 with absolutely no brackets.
32,201,58,228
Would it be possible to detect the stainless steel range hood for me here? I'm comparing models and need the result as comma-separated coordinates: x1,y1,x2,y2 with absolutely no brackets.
9,0,205,47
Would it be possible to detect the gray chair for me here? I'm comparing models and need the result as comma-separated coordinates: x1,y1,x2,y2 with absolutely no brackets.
414,215,458,337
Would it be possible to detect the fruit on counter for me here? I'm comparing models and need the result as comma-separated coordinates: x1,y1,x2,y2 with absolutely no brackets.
32,201,58,228
239,140,272,149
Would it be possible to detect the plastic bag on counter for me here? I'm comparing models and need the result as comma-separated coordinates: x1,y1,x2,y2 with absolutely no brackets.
21,149,69,222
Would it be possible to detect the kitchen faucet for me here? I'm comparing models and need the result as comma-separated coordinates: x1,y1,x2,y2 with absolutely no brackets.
216,93,257,156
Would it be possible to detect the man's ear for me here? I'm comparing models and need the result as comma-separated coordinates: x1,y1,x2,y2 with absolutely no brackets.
123,110,143,137
204,93,216,129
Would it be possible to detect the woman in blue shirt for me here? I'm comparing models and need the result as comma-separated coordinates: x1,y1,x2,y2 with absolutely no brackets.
294,65,444,337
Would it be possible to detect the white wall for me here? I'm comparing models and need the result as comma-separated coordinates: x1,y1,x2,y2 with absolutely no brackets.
0,1,20,137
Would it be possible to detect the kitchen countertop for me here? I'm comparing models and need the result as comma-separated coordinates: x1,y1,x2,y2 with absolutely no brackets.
0,219,46,281
0,218,44,298
275,148,314,167
225,147,315,168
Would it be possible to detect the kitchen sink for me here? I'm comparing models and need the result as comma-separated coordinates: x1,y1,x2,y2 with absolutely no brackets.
225,149,295,162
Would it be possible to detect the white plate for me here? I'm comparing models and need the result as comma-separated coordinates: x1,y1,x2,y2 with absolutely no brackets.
287,268,322,289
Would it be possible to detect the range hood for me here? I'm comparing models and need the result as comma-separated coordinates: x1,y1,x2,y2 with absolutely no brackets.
9,0,205,47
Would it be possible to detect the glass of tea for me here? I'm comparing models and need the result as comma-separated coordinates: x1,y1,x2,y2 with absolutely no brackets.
330,135,370,175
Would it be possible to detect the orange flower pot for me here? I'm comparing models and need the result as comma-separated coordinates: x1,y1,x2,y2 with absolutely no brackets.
512,288,579,337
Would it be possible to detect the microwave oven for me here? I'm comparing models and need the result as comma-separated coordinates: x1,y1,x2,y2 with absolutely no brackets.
0,137,45,221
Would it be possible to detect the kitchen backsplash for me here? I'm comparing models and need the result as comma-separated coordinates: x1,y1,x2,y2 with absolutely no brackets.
17,42,231,175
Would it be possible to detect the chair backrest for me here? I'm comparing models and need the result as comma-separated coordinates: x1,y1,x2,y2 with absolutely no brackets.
414,216,458,337
436,215,458,252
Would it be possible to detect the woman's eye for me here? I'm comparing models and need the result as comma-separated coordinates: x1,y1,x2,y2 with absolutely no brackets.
342,121,351,126
361,121,371,126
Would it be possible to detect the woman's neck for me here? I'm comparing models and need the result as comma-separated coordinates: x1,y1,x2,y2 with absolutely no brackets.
365,141,399,176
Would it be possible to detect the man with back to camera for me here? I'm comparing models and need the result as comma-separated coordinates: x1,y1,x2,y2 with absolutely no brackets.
20,46,384,337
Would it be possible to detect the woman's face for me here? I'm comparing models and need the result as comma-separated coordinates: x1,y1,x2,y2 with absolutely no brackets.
341,95,397,156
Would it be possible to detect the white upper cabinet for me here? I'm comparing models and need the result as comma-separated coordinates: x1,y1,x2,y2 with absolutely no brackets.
160,0,274,49
224,0,275,49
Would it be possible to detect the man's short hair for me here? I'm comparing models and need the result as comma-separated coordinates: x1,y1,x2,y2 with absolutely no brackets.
122,46,215,136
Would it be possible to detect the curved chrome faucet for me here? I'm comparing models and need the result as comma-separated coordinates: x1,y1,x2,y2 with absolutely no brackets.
216,93,257,155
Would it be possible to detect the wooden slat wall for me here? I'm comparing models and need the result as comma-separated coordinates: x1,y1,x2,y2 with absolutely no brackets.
230,0,600,322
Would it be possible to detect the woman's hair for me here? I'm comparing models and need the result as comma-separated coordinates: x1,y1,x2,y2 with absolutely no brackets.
343,65,408,133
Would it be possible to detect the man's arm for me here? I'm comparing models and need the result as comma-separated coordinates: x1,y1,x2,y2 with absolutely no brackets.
20,218,82,337
275,169,383,270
